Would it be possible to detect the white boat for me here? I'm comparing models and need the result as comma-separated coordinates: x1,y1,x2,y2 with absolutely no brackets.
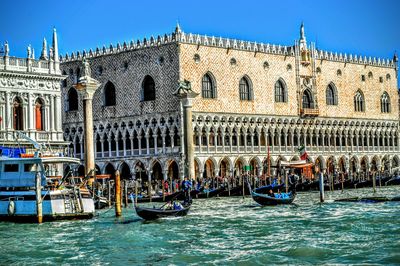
0,155,95,222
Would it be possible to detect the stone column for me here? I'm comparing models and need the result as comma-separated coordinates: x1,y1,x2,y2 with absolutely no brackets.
174,82,199,179
73,60,101,177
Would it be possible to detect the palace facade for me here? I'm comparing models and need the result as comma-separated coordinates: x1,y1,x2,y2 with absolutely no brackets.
60,24,399,182
0,29,65,152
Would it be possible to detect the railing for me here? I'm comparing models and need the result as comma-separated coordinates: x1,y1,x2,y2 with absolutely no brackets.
0,56,58,74
300,108,319,116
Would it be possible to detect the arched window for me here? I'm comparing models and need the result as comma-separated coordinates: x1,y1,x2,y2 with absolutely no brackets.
67,88,78,111
326,83,338,105
142,75,155,101
381,92,391,113
354,90,365,112
35,98,45,131
274,79,287,102
239,76,253,101
104,81,116,106
302,89,313,109
13,97,24,130
202,73,216,98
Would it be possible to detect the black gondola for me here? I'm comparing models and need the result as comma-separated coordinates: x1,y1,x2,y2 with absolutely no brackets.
134,203,191,220
247,176,296,206
251,190,296,205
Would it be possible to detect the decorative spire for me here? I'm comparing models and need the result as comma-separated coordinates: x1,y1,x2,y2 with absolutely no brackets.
4,41,9,56
40,38,48,60
393,51,398,63
32,48,35,59
27,44,32,58
175,21,182,34
52,27,59,62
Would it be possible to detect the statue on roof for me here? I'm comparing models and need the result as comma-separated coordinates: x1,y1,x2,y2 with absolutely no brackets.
81,58,92,78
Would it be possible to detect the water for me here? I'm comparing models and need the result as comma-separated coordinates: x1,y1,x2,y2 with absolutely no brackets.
1,187,400,265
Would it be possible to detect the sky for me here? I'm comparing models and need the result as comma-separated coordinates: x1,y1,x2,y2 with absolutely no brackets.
0,0,399,84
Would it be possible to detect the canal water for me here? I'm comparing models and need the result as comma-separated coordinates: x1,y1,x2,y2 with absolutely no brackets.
1,186,400,265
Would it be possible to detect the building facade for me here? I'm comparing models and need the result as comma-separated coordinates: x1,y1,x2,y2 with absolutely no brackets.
60,24,399,182
0,29,65,151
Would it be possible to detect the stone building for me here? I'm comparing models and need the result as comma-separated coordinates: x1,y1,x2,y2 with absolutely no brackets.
60,24,399,183
0,29,65,152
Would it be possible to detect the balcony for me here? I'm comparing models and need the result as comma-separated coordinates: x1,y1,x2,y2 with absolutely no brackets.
300,108,319,117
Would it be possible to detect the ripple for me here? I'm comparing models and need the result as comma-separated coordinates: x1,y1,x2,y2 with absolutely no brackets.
0,186,399,264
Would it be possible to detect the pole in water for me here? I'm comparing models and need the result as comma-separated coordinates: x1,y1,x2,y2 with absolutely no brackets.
319,171,325,203
372,171,377,194
115,170,122,217
284,168,288,194
242,175,245,199
35,172,43,223
134,180,138,205
124,180,128,208
107,180,111,207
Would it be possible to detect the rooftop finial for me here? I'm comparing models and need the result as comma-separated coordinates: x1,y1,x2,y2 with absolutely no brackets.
300,22,306,41
175,21,182,34
4,41,9,56
27,44,32,58
40,38,48,60
52,27,59,61
393,51,398,62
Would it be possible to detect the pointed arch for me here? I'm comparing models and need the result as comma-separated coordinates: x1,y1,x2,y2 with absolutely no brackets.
104,81,116,106
302,89,314,109
142,75,155,101
326,82,338,105
380,92,391,113
354,90,365,112
67,87,78,111
202,72,217,99
239,75,253,101
274,78,287,103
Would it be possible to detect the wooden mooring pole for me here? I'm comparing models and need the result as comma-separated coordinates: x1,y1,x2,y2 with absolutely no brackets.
319,171,325,203
124,180,128,208
372,172,377,194
35,172,43,224
115,170,122,217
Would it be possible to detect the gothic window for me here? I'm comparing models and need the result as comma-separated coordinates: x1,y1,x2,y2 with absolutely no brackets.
13,97,24,130
302,89,313,109
239,76,253,101
326,83,338,105
104,81,116,106
354,90,365,112
67,88,78,111
202,73,216,99
274,79,287,103
35,98,45,131
142,75,155,101
381,92,391,113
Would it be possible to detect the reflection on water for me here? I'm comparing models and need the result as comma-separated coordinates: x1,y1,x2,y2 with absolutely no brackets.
1,186,400,265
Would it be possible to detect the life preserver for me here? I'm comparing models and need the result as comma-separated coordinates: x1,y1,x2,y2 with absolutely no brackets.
8,200,16,216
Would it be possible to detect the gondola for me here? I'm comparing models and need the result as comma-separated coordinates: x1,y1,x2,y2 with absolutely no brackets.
247,179,296,206
251,190,296,206
134,202,191,220
132,191,182,203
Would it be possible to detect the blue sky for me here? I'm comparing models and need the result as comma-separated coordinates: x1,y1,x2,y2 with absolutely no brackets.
1,0,399,83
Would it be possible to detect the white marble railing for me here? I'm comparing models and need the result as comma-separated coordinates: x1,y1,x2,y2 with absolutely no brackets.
1,56,59,74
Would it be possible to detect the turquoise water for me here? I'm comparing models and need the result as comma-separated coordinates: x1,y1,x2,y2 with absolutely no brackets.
1,186,400,265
